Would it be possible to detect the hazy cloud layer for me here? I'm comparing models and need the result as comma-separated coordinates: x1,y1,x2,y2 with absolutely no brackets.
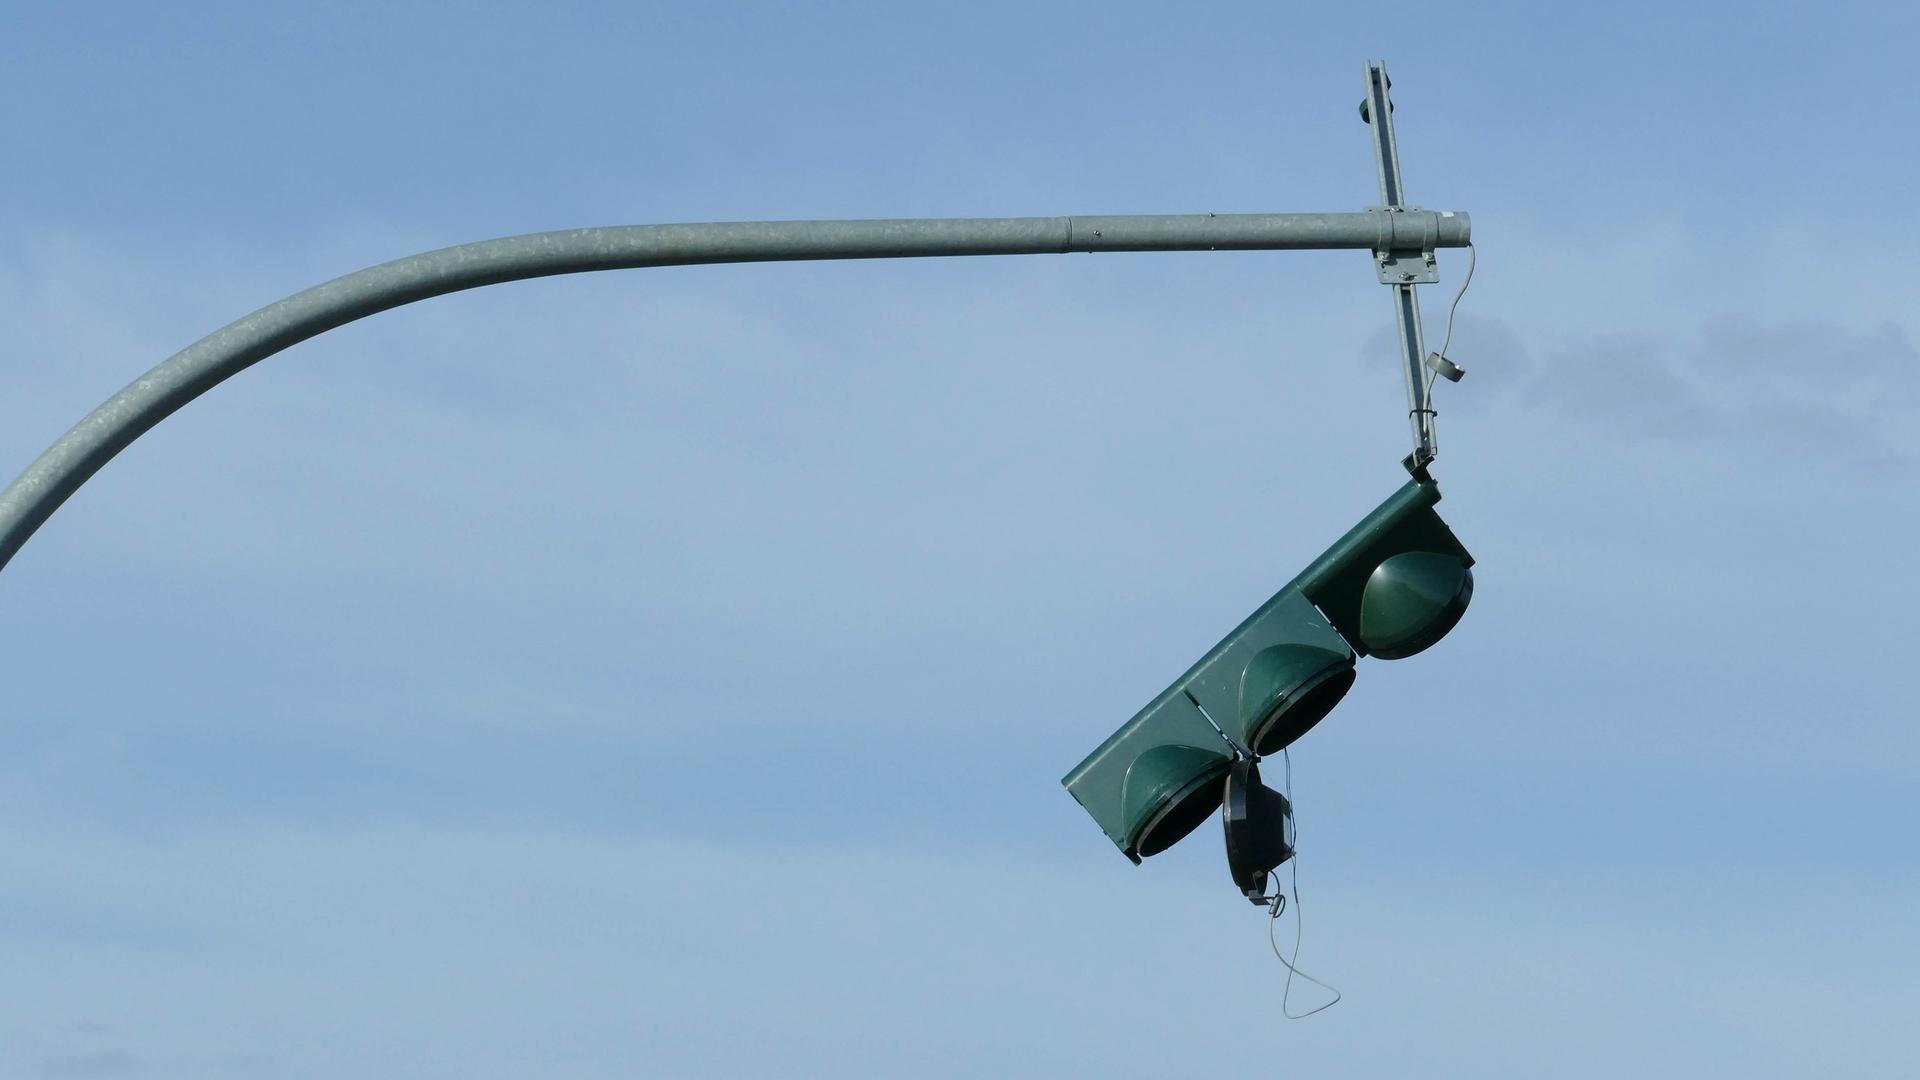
3,819,1913,1078
1370,315,1916,461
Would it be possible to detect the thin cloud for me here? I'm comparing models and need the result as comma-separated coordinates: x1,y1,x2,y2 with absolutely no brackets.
1385,315,1917,461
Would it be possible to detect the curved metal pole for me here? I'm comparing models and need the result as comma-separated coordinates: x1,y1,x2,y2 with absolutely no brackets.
0,211,1469,575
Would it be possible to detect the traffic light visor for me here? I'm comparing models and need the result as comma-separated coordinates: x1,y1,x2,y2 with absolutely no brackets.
1300,477,1476,660
1359,551,1474,659
1063,693,1236,863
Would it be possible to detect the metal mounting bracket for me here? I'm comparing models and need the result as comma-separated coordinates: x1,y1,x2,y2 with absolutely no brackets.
1369,206,1439,284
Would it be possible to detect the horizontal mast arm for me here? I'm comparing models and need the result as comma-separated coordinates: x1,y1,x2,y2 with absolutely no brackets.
0,210,1469,575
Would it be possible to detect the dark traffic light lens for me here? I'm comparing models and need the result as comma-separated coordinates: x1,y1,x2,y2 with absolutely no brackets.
1134,771,1229,858
1122,744,1232,859
1248,661,1356,756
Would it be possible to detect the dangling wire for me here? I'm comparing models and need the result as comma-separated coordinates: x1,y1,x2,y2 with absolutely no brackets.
1425,241,1477,401
1264,748,1342,1018
1438,241,1477,364
1268,859,1342,1018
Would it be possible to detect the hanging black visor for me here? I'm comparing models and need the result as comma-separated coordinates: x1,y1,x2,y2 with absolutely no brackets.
1222,758,1296,904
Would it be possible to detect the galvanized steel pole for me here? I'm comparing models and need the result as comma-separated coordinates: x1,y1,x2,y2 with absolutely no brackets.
0,210,1470,576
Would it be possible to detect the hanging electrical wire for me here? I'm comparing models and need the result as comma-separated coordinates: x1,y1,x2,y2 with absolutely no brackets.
1426,241,1478,399
1263,749,1342,1018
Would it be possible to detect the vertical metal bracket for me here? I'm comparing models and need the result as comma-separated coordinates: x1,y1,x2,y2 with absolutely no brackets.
1362,61,1438,467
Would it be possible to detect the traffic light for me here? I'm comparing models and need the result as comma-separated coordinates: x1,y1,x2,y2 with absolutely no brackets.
1061,473,1473,866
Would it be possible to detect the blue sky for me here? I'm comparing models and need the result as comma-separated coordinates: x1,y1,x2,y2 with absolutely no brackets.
1,3,1915,1077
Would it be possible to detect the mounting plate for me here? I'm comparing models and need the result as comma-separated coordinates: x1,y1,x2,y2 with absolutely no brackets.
1375,247,1438,285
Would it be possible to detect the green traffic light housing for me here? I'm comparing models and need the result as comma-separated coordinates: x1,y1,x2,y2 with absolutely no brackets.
1062,473,1473,863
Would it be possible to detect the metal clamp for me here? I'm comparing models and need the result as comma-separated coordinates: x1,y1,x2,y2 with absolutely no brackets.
1367,206,1438,284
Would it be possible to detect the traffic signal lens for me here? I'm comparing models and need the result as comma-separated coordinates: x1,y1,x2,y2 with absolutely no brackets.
1239,643,1357,756
1124,744,1233,858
